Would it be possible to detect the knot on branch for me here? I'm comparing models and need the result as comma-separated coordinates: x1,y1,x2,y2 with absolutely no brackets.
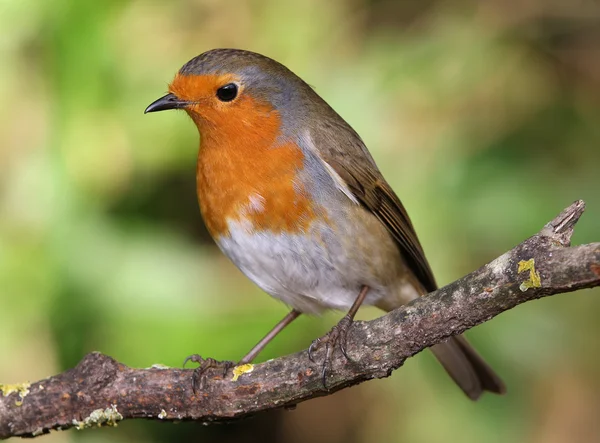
70,352,123,391
542,199,585,246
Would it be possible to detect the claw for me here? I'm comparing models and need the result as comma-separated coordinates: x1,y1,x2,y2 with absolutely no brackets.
339,338,350,361
221,360,234,377
182,354,234,393
182,354,201,368
308,315,354,389
322,340,335,387
308,339,320,363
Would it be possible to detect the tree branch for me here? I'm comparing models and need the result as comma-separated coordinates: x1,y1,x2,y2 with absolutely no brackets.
1,200,599,439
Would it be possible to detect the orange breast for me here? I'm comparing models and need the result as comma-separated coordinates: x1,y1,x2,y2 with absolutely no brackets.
193,95,318,239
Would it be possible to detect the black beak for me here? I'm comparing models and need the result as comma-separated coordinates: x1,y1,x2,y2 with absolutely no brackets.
144,93,189,113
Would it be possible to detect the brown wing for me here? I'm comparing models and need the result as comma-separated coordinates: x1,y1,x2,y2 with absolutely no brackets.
304,93,437,293
326,156,438,294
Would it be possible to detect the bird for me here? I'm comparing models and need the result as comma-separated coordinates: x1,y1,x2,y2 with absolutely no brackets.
145,48,506,400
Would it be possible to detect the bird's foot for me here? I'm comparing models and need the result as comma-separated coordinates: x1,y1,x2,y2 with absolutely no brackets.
183,354,235,393
308,314,354,388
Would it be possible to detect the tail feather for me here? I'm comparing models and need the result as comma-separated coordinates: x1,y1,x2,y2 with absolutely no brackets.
431,336,506,400
377,277,505,400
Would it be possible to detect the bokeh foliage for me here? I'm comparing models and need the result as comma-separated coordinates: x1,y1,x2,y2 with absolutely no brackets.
1,1,599,442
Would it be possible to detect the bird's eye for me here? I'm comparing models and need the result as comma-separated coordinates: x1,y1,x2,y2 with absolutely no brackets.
216,83,238,102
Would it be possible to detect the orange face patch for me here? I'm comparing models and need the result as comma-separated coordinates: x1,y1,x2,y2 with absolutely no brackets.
169,73,241,126
171,74,319,238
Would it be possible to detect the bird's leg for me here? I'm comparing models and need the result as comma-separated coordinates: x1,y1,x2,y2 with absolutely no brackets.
239,309,301,364
308,285,370,388
184,309,301,392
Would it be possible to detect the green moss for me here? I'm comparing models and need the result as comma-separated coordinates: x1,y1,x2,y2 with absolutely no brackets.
0,382,31,406
148,364,170,369
72,404,123,430
518,259,542,292
231,364,254,381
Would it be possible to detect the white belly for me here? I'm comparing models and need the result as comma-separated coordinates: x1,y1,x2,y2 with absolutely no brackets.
215,218,419,314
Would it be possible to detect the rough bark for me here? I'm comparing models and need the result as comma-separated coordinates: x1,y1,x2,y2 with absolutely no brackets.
1,200,598,439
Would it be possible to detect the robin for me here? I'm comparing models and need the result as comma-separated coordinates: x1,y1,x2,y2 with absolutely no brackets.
145,48,505,399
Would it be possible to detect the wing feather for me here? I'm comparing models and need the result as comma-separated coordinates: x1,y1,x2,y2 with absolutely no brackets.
325,153,438,293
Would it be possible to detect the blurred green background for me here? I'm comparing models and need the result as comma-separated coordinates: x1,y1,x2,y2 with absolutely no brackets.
1,0,599,442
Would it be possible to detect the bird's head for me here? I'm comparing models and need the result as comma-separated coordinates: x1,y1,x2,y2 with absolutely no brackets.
145,49,316,139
